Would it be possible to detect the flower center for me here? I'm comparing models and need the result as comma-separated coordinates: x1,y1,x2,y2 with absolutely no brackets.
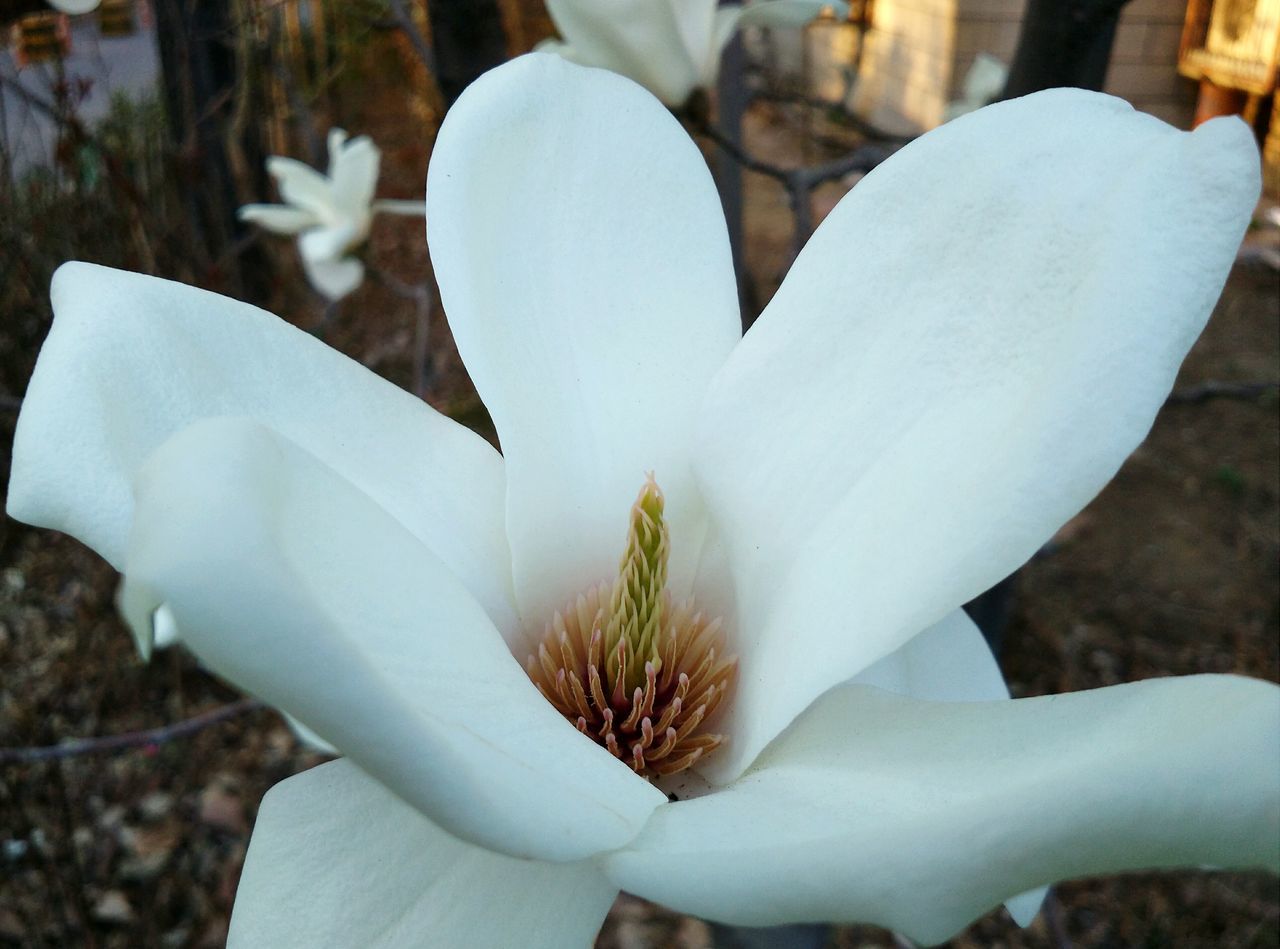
525,475,737,779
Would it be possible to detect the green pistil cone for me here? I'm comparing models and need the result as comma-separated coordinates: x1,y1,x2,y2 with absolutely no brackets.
606,476,669,694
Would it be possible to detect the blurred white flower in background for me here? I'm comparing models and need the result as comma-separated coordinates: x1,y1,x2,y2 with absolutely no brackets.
8,55,1279,947
540,0,838,106
239,129,425,301
944,52,1009,122
47,0,100,12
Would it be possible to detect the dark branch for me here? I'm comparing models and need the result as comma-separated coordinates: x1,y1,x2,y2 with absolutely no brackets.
386,0,439,74
689,113,896,186
1166,381,1280,405
0,700,265,764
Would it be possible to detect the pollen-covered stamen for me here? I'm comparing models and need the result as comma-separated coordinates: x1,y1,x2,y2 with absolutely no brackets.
524,476,738,779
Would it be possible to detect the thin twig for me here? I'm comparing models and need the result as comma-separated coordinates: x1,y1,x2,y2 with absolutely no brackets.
690,113,894,186
371,266,435,398
1166,380,1279,405
691,112,791,181
0,699,264,764
688,111,895,259
749,87,916,145
410,284,434,399
270,6,324,167
692,113,894,259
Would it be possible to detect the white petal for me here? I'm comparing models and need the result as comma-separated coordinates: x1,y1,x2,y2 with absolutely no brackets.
237,203,319,235
325,127,349,165
544,0,704,105
695,94,1260,781
850,609,1006,702
849,609,1050,925
1004,887,1046,928
298,222,366,301
606,676,1280,944
8,264,514,635
962,53,1008,106
231,760,616,948
281,714,339,755
301,254,364,301
266,157,336,218
711,6,744,64
664,0,720,83
122,418,665,861
298,222,359,265
151,603,180,651
428,54,740,626
734,1,841,29
329,135,380,220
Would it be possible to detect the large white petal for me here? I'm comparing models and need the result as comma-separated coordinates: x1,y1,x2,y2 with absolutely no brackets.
544,0,704,106
230,760,616,948
607,676,1280,944
428,54,740,627
8,264,514,636
120,418,665,861
695,93,1260,780
849,609,1048,925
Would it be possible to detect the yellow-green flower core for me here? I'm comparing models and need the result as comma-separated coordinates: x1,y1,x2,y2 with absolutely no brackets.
526,475,737,779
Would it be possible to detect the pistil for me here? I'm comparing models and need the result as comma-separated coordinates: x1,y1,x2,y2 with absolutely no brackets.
526,476,737,778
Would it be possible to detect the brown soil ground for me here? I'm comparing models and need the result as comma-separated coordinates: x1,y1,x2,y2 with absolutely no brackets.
1,37,1278,949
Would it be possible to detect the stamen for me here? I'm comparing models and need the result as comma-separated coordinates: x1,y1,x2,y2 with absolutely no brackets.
621,687,646,732
588,662,608,712
566,670,591,720
598,707,615,738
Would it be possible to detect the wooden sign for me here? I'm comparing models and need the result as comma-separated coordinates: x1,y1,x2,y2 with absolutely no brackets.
1180,0,1280,95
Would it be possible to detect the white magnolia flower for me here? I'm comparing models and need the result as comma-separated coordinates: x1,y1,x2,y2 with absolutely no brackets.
944,53,1009,122
47,0,100,12
239,129,425,301
541,0,836,106
9,55,1279,947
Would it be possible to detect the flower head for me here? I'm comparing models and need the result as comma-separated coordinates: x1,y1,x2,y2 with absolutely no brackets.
8,54,1278,947
239,128,424,301
526,475,737,778
540,0,836,107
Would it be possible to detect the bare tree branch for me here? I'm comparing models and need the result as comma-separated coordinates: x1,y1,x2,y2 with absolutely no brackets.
0,700,265,764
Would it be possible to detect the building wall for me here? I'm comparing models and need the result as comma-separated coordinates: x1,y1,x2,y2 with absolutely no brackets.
847,0,1197,132
1103,0,1197,127
849,0,959,132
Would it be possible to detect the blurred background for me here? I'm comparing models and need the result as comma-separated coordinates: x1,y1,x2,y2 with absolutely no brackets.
0,1,1277,946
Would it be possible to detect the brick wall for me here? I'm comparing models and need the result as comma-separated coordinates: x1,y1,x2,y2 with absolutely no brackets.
849,0,959,132
1104,0,1197,127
